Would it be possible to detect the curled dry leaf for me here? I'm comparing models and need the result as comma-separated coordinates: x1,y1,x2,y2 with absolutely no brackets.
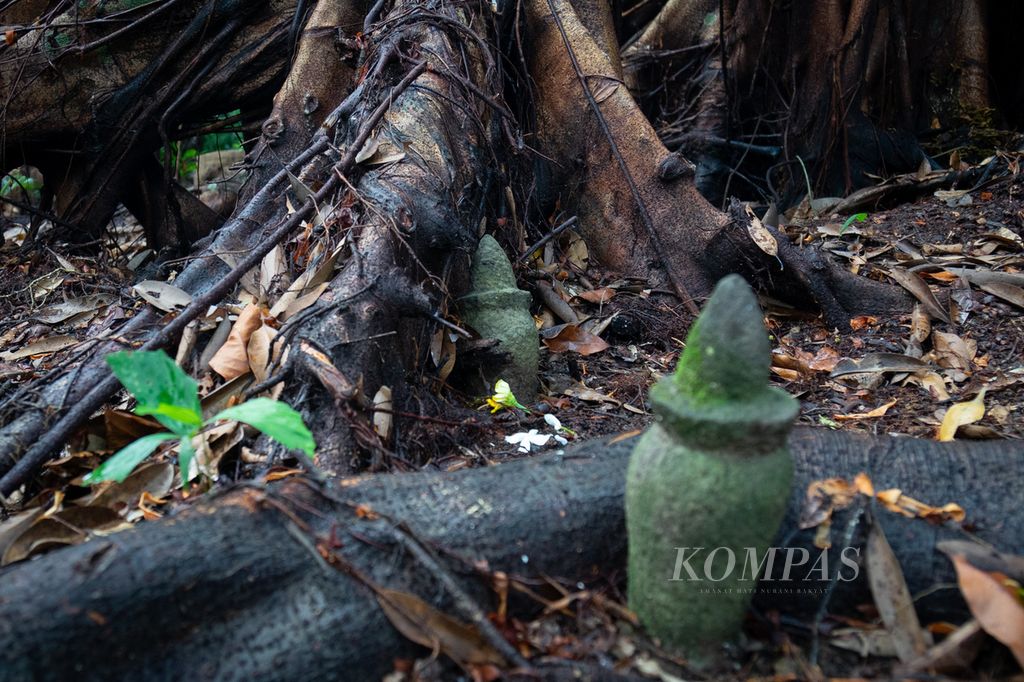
938,388,987,441
744,203,778,258
246,324,280,384
932,331,977,371
874,488,965,522
909,304,931,344
904,371,950,402
208,304,264,380
541,323,609,355
951,554,1024,668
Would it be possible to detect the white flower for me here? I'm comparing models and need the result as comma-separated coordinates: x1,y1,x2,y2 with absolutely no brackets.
505,429,552,453
544,413,576,438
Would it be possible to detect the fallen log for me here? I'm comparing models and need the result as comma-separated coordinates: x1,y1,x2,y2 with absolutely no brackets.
0,428,1019,681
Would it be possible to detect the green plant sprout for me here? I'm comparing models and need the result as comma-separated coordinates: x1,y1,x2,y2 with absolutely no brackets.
83,350,315,487
1,168,42,204
840,212,868,235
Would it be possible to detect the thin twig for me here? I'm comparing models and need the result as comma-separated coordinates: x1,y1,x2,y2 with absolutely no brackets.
517,215,577,262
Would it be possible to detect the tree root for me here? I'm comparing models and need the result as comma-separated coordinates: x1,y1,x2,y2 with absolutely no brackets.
0,428,1019,680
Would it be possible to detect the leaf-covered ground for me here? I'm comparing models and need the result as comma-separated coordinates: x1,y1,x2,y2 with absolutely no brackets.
1,159,1023,679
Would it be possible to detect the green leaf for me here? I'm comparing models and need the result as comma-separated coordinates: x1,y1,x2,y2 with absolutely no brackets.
840,212,868,235
213,398,315,457
107,351,202,435
136,402,203,429
83,433,178,484
178,437,196,491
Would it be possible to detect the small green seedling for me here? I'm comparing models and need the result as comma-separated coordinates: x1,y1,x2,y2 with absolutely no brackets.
1,169,42,204
839,212,868,235
83,350,315,487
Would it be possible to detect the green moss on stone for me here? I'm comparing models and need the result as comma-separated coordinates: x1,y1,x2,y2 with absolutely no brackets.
458,235,538,400
625,274,797,661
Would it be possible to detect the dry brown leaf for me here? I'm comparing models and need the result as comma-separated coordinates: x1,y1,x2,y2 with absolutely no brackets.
438,334,457,383
979,281,1024,309
830,353,929,378
0,509,45,564
430,328,445,367
884,268,951,323
833,398,897,421
259,244,290,305
209,305,264,380
0,334,78,361
376,587,506,667
866,521,930,662
354,137,380,164
263,468,304,482
898,619,985,675
565,234,589,271
807,345,840,372
951,554,1024,668
103,408,163,450
269,245,342,320
372,386,393,442
875,488,966,522
591,77,620,103
850,315,879,331
904,371,950,402
133,280,192,312
744,204,779,258
770,366,800,381
246,324,279,384
541,323,609,355
88,462,174,513
2,506,126,565
932,331,977,371
909,304,931,344
577,288,616,304
32,294,114,325
799,478,858,530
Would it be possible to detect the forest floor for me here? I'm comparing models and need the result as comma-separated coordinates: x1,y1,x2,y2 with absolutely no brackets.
1,168,1022,679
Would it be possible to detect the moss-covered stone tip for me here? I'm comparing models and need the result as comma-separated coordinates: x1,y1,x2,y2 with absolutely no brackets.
674,274,770,402
470,234,517,292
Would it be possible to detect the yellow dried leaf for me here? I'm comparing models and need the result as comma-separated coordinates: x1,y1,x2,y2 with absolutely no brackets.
938,388,987,441
834,398,897,421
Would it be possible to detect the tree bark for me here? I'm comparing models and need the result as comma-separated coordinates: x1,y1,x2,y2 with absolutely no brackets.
1,428,1019,681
